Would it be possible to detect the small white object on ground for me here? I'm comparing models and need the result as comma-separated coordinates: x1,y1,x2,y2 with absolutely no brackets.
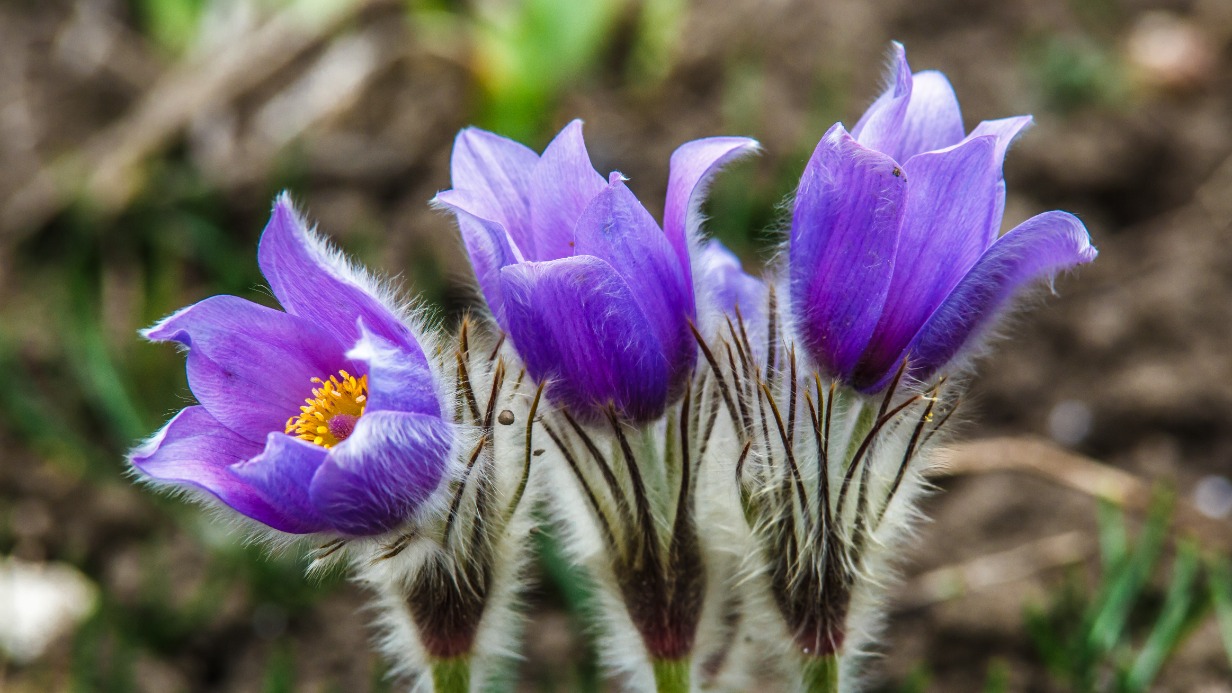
0,556,98,663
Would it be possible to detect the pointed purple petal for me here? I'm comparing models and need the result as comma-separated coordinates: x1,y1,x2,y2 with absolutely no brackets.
347,322,440,417
875,211,1097,390
447,127,539,253
228,433,331,533
143,295,351,443
573,175,695,387
663,136,760,275
499,256,671,423
309,411,453,535
855,135,1002,386
891,70,966,161
966,115,1033,174
527,120,607,261
129,407,324,533
434,189,518,320
257,196,415,349
789,123,906,380
851,42,912,156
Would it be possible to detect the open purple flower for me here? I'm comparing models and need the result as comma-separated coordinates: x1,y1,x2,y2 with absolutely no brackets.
789,43,1097,392
435,120,757,422
130,196,453,536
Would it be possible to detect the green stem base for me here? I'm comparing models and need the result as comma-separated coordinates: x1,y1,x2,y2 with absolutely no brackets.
652,657,690,693
801,654,839,693
430,656,470,693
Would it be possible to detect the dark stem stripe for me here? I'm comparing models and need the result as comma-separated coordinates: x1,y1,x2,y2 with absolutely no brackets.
735,440,758,525
563,411,636,531
485,333,506,362
468,462,494,560
833,360,909,521
804,391,831,554
758,380,812,536
726,315,751,373
444,435,489,548
506,382,545,523
542,421,619,551
919,396,960,450
607,411,663,566
875,391,937,530
312,538,345,562
787,347,798,451
672,388,693,543
697,376,723,462
734,342,773,466
834,390,922,523
724,342,756,437
374,532,416,562
849,448,875,561
482,359,505,429
690,323,740,429
455,351,482,423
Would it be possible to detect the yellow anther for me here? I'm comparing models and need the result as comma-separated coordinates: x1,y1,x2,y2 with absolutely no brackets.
284,370,369,449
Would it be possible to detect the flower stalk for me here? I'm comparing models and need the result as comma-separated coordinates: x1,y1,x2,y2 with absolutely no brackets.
652,657,691,693
430,656,471,693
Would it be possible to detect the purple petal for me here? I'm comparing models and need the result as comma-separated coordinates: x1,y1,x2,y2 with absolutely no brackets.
229,433,331,533
129,407,324,533
874,211,1097,390
434,189,519,319
854,135,1002,386
851,42,912,156
663,136,760,276
143,295,351,444
573,175,695,387
347,322,440,417
309,411,453,535
527,120,607,261
698,240,768,358
257,196,415,350
789,123,906,380
966,116,1033,174
447,127,539,254
499,256,671,423
891,70,966,161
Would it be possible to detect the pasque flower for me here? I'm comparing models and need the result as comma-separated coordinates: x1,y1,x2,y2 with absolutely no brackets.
435,120,757,423
130,196,453,536
789,43,1097,392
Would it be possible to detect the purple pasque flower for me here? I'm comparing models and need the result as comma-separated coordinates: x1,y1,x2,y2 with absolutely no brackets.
789,43,1097,392
130,195,453,536
435,120,757,423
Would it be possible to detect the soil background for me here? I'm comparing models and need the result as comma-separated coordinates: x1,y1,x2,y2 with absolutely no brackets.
2,0,1231,691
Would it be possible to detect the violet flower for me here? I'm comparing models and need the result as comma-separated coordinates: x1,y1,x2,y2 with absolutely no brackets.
130,196,453,536
789,43,1097,392
435,120,757,423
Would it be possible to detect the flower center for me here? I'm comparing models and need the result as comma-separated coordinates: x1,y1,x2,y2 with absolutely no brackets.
285,370,368,448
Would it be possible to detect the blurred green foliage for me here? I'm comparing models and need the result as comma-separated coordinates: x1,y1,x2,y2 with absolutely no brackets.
1025,496,1212,692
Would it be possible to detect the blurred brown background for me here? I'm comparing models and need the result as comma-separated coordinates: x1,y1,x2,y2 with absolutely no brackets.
2,0,1231,690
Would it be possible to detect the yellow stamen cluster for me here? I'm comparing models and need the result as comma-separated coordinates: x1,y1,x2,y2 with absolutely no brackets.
285,370,368,448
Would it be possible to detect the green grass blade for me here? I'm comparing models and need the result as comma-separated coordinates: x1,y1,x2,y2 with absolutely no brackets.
1123,541,1201,692
1210,556,1232,668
